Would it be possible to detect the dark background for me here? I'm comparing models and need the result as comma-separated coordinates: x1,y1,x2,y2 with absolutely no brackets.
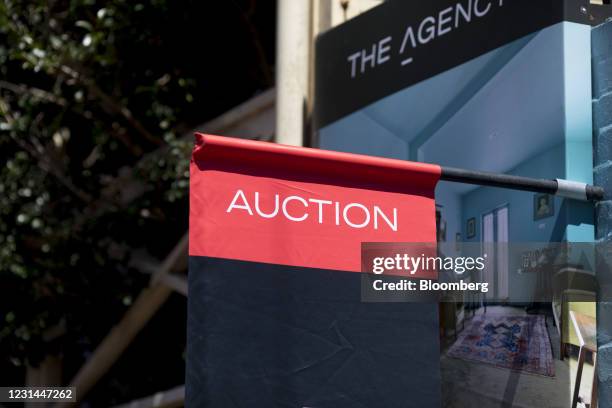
0,1,276,406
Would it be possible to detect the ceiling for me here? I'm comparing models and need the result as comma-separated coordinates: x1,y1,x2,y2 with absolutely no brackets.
319,24,567,195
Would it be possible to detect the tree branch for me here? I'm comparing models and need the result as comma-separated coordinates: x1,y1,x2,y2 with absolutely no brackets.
0,97,93,204
0,80,68,107
59,65,163,147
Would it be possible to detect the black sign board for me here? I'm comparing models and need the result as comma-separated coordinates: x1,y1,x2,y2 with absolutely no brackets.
314,0,612,130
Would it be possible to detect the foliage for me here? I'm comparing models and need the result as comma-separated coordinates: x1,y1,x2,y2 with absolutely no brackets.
0,0,274,398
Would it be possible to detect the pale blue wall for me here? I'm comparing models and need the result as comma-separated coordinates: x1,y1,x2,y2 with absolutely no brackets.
460,146,566,301
461,145,566,244
563,22,596,242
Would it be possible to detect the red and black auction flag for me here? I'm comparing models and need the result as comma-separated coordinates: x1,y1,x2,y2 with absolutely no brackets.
187,134,442,407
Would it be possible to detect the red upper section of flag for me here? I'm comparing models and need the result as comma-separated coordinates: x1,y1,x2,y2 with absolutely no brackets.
189,134,441,272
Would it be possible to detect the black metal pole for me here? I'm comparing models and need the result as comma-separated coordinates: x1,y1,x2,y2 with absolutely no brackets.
440,166,604,202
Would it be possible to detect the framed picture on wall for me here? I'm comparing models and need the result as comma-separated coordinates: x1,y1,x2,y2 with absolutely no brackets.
466,217,476,239
533,193,554,220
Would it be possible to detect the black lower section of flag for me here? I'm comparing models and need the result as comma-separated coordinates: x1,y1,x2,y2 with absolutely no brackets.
187,256,441,407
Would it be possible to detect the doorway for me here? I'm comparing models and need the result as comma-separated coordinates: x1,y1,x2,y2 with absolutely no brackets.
482,205,509,300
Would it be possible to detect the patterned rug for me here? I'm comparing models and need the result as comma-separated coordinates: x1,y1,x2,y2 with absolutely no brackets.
447,314,554,377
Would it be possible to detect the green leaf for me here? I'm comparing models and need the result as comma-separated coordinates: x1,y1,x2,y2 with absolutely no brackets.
75,20,93,31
